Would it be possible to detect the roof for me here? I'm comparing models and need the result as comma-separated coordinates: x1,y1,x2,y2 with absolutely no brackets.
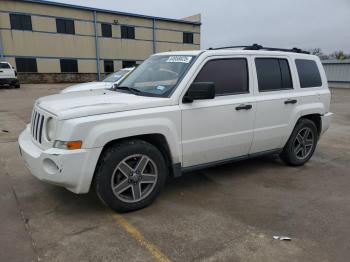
23,0,201,25
156,49,315,57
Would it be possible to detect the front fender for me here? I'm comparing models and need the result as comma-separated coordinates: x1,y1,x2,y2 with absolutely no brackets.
88,118,181,163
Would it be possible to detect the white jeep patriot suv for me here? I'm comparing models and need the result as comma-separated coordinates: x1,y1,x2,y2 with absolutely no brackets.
18,44,333,212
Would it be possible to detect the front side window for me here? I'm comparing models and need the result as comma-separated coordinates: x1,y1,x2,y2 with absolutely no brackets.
60,59,78,72
121,26,135,39
194,58,249,95
56,18,75,34
118,55,195,97
10,14,32,31
15,58,37,72
295,59,322,88
255,58,293,92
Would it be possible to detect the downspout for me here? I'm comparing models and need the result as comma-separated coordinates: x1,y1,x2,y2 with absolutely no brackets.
93,10,101,80
0,29,4,61
152,18,156,53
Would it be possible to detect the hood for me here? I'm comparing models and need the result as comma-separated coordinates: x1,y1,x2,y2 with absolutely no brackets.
36,89,172,120
61,82,111,93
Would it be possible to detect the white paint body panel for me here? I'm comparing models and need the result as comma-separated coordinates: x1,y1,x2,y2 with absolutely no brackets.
18,49,332,193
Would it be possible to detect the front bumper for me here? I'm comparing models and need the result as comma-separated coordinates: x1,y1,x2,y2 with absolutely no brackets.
18,126,102,193
321,112,333,136
0,78,19,86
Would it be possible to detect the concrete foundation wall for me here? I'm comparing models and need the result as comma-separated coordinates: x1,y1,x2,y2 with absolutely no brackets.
17,73,98,84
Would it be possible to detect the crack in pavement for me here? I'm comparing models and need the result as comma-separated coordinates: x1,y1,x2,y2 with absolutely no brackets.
6,170,42,262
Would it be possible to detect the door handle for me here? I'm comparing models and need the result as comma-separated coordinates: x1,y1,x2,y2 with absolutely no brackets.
235,104,252,111
284,99,297,105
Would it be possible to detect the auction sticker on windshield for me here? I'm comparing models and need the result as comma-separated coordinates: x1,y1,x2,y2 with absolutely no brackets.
166,56,192,63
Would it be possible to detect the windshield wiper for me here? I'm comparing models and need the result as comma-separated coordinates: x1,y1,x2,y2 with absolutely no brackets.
115,85,141,95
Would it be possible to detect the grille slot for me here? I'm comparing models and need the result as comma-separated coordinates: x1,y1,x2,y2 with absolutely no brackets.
31,109,45,144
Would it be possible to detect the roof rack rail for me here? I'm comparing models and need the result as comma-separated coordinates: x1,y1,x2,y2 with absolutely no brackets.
208,44,310,54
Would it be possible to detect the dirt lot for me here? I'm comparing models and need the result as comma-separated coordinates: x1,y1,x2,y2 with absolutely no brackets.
0,84,349,262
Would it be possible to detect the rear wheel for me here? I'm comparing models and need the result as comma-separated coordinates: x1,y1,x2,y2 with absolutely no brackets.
94,140,168,212
280,118,318,166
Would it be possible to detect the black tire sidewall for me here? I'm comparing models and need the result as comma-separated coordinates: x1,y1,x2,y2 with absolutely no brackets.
95,140,168,212
282,119,318,166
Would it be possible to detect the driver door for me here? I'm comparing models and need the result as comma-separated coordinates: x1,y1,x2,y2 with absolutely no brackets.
180,56,256,167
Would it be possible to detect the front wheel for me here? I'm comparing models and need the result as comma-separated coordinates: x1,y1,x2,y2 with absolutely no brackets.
280,118,318,166
94,140,168,212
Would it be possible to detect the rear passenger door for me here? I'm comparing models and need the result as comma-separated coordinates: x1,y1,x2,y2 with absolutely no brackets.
251,57,299,154
181,56,256,167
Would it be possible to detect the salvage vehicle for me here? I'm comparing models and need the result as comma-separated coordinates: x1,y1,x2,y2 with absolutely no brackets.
60,67,134,93
18,44,333,212
0,61,20,88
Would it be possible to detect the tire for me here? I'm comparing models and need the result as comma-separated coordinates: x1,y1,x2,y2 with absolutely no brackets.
14,84,20,89
94,139,168,212
280,118,318,166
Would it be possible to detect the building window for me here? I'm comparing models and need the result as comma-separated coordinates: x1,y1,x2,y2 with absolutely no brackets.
122,60,136,68
15,58,37,72
104,60,114,73
60,59,78,73
56,18,75,34
10,14,32,31
101,23,112,37
183,32,193,44
194,58,249,95
255,58,293,92
295,59,322,88
121,26,135,39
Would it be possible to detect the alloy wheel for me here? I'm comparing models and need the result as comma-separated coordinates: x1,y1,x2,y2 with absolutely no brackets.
111,154,158,203
294,127,314,160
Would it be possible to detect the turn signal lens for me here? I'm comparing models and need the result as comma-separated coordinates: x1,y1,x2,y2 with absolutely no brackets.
54,140,82,150
66,141,82,150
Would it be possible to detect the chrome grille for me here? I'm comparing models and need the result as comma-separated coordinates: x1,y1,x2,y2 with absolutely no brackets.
31,109,45,144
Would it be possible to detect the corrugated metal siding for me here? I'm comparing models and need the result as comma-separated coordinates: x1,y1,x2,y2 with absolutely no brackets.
322,60,350,83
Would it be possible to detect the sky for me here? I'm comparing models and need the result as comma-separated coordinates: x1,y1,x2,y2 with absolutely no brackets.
53,0,350,54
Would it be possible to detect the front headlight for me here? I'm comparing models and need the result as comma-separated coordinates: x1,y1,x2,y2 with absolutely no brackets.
46,117,56,141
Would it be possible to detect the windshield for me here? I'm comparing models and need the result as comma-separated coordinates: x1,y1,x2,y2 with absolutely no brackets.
103,69,131,83
118,55,195,97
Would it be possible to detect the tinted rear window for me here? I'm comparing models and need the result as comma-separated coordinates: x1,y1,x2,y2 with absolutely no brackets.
255,58,293,91
0,63,11,69
295,59,322,88
194,58,249,95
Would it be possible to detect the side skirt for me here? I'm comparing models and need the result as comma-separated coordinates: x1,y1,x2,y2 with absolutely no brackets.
172,149,282,176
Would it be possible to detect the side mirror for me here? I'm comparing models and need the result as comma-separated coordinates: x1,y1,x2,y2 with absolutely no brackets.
183,82,215,103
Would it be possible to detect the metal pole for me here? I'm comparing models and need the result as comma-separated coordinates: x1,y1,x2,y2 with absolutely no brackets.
152,18,156,53
93,10,101,80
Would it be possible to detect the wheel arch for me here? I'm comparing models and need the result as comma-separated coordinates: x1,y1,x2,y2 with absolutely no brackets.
95,133,178,181
299,113,322,137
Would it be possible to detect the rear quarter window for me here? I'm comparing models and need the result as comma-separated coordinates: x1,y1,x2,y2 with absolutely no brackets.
295,59,322,88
